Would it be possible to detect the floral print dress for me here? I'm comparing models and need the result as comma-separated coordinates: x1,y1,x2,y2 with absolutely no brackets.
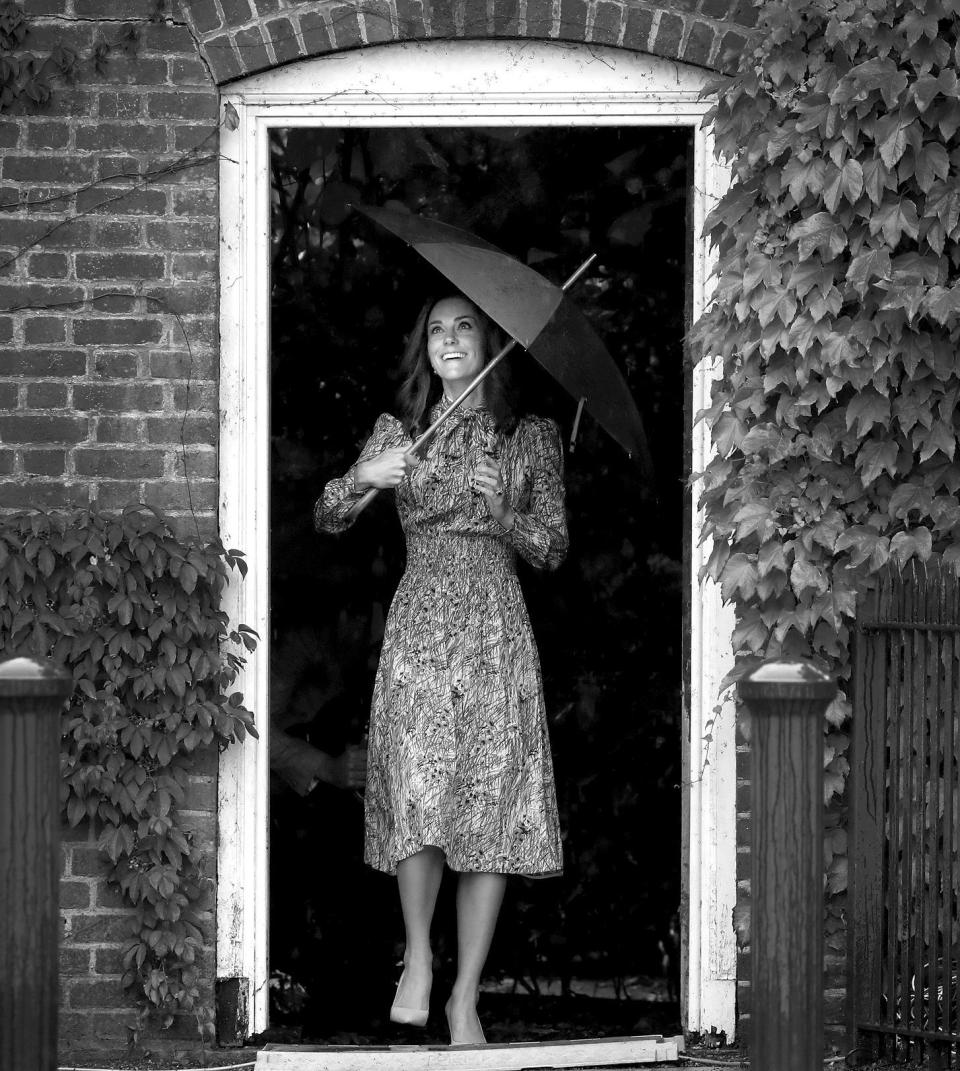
314,402,567,876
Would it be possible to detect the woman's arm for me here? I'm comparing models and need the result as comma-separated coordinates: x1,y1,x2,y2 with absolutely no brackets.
313,413,410,534
500,417,569,571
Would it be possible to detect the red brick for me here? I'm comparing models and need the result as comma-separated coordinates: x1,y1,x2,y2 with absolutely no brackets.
74,383,164,412
0,121,19,148
75,186,167,216
169,57,213,86
94,946,125,973
221,0,253,19
300,11,335,54
77,122,166,154
525,0,555,36
0,349,85,377
556,0,586,40
147,91,219,121
180,450,217,479
426,0,455,37
0,318,12,343
717,30,748,73
234,25,271,72
653,11,685,58
188,0,224,33
74,0,157,14
591,1,622,44
91,480,142,510
60,880,92,908
97,91,142,119
60,948,91,976
265,16,304,63
3,155,95,184
147,416,217,444
95,416,143,443
67,978,137,1009
204,35,243,82
73,319,163,347
146,283,217,315
139,21,195,54
363,0,395,42
0,381,17,406
254,0,280,11
173,382,217,411
683,20,715,66
75,252,166,281
22,0,69,11
146,220,217,250
144,480,217,511
0,481,89,508
57,1010,131,1048
92,352,140,378
23,21,94,52
94,56,168,85
27,251,70,278
26,122,70,150
0,450,15,475
75,449,165,479
26,382,69,408
149,350,215,378
701,0,734,15
396,0,427,36
172,188,217,217
0,283,83,307
622,5,653,50
94,882,126,910
24,317,67,344
0,413,87,443
88,291,137,315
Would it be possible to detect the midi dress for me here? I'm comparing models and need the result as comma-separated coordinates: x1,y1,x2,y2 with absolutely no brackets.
314,401,567,876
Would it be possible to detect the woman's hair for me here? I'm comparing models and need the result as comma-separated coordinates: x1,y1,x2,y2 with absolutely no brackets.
395,293,517,438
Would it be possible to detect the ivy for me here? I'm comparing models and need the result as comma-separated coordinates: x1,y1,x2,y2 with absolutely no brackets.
0,505,257,1033
694,0,960,942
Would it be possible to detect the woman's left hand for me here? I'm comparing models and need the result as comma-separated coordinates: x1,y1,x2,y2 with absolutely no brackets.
472,457,515,529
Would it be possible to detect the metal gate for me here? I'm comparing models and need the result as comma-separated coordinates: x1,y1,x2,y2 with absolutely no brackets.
849,558,960,1067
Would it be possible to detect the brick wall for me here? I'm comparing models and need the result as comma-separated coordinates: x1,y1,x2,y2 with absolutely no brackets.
0,2,222,1054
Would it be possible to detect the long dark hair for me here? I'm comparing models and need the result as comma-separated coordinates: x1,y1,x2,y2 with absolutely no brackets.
395,293,517,438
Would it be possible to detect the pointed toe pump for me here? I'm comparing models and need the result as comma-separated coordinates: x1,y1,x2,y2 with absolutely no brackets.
390,969,430,1027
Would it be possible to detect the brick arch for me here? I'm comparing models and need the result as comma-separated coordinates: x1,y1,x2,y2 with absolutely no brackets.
178,0,756,84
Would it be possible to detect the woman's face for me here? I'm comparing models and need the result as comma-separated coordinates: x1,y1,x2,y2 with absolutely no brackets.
425,297,488,389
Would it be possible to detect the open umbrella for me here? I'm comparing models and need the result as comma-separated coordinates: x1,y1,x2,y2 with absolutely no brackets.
345,204,653,518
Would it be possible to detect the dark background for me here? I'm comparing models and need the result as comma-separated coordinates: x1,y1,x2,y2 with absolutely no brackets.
266,125,689,1042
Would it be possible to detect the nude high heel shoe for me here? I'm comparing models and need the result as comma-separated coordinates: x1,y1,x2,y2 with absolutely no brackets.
390,968,430,1027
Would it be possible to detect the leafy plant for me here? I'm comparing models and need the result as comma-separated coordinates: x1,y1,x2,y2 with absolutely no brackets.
693,0,960,943
0,505,257,1031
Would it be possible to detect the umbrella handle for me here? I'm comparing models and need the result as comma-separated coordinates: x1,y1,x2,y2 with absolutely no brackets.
342,253,597,523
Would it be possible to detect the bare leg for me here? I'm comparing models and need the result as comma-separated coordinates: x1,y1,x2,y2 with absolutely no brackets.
393,846,445,1016
445,871,507,1044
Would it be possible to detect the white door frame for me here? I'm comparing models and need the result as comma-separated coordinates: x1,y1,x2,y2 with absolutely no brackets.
218,38,737,1040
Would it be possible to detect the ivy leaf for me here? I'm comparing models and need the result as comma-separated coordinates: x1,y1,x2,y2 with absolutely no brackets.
924,285,960,325
823,158,864,212
890,526,933,565
876,114,909,168
856,439,899,485
789,212,848,261
721,553,758,601
846,247,892,296
914,142,950,192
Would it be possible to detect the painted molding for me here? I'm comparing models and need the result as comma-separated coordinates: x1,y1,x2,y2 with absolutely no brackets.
219,37,735,1038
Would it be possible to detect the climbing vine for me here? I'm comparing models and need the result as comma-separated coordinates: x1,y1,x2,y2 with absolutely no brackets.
0,506,257,1032
694,0,960,947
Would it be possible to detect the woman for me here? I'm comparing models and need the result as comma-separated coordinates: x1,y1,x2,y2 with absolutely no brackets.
314,293,567,1046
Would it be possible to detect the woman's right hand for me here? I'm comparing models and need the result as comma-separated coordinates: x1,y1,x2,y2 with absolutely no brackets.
354,447,417,490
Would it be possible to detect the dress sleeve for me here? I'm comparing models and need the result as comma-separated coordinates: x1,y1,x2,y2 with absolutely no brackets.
502,416,569,571
313,413,409,534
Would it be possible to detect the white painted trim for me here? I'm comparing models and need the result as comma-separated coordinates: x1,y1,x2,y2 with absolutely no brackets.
218,38,735,1039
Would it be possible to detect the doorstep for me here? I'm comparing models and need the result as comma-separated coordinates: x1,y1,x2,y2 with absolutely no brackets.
256,1033,684,1070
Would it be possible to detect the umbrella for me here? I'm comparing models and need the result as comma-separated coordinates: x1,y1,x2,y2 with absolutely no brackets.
345,204,653,517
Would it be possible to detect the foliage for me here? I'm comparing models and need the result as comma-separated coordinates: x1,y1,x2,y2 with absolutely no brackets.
0,506,257,1030
0,0,167,114
693,0,960,936
267,124,688,1020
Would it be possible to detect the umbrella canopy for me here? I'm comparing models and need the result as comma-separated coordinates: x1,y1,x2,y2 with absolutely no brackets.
355,203,651,465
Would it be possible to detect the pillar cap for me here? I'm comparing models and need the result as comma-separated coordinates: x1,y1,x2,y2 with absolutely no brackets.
0,656,73,700
738,658,836,702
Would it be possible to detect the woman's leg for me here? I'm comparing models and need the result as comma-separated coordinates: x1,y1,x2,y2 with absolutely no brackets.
445,871,507,1044
393,846,445,1012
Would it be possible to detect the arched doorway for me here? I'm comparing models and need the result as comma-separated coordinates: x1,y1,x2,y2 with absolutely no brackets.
218,38,736,1043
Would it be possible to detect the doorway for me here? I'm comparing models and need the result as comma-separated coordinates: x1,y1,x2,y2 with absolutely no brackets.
266,124,687,1043
217,39,737,1042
